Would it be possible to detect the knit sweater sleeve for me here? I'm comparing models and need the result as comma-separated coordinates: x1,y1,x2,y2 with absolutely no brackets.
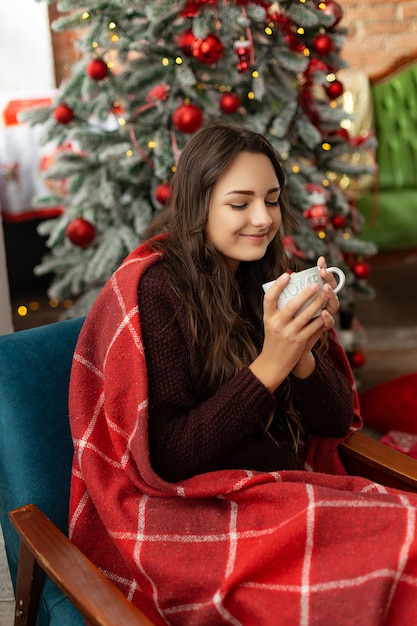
290,338,355,438
138,265,275,482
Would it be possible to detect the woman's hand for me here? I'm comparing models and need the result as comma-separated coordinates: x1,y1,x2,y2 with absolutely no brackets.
249,258,339,391
316,255,341,318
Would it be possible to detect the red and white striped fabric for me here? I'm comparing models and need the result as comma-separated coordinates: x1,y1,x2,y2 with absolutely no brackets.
69,239,417,625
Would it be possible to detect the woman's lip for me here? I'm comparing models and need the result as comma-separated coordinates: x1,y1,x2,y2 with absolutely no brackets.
241,233,267,240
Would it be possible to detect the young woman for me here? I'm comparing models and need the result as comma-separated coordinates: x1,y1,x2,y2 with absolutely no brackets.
69,124,417,625
140,123,354,482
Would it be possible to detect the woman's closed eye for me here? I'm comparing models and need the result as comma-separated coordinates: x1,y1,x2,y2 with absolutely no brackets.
229,196,280,210
230,202,248,210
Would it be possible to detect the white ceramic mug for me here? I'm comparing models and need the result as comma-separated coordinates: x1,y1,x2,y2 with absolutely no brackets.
262,265,345,318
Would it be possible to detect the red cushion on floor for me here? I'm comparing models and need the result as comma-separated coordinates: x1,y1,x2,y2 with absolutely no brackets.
359,372,417,434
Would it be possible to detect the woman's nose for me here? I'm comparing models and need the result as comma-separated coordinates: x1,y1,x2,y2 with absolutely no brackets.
251,202,274,227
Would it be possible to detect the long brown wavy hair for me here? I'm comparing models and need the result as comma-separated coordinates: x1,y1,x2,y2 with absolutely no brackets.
146,123,306,447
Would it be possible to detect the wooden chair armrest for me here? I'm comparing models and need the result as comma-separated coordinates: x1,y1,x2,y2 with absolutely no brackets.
9,504,154,626
370,50,417,83
339,431,417,492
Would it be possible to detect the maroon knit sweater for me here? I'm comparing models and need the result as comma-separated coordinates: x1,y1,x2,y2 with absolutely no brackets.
139,262,355,482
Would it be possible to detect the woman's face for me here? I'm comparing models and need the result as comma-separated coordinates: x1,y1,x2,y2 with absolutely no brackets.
205,151,282,272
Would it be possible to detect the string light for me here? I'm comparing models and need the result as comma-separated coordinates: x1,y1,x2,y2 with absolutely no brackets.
339,175,351,189
252,70,259,78
322,142,331,151
175,57,183,65
265,26,273,36
82,12,90,20
16,299,74,319
126,149,133,157
108,21,117,30
247,91,255,100
148,140,156,149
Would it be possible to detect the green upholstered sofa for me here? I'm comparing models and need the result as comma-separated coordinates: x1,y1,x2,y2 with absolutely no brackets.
357,53,417,252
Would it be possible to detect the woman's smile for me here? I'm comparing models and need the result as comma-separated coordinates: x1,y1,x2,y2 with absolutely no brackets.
240,232,269,242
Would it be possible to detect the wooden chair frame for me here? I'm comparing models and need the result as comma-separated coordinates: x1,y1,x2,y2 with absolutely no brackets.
9,504,154,626
9,429,417,626
339,430,417,492
369,51,417,84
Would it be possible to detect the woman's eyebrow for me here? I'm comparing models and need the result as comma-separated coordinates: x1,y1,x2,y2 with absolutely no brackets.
225,186,280,196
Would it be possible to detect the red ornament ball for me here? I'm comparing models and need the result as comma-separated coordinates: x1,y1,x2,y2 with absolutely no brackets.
155,183,171,205
353,261,371,279
66,217,96,248
53,104,74,125
179,29,195,56
219,92,241,114
172,103,204,133
325,79,344,100
192,34,223,65
312,33,334,56
86,58,109,81
331,214,347,229
320,1,344,27
350,349,366,368
304,205,329,230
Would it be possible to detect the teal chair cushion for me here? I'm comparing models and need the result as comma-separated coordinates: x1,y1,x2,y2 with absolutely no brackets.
0,317,85,626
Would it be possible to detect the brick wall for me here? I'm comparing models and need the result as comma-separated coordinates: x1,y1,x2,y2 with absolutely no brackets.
48,2,417,85
340,0,417,76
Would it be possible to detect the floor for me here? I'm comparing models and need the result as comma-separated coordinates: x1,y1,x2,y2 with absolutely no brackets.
353,251,417,392
1,250,417,623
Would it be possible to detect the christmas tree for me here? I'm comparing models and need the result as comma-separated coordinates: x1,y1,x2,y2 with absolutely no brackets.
26,0,376,362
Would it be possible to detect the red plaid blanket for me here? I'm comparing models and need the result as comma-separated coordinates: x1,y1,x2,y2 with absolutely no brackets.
69,240,417,625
